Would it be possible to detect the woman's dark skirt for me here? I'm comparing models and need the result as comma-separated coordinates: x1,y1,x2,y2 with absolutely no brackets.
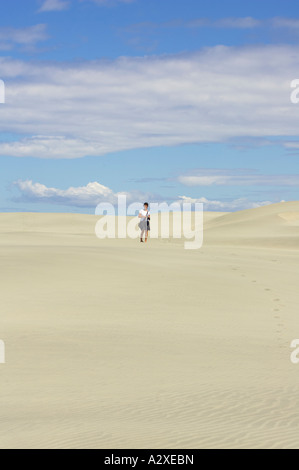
139,220,150,231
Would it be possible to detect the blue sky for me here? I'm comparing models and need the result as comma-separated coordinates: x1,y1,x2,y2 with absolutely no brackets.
1,0,299,212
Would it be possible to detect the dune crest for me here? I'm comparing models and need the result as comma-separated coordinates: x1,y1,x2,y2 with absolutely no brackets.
204,201,299,248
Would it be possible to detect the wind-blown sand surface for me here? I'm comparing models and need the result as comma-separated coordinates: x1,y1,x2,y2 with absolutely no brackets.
0,202,299,449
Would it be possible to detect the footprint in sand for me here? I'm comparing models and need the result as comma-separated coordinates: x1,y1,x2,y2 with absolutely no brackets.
265,288,271,291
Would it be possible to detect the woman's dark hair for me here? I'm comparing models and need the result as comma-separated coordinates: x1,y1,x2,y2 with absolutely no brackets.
144,202,149,207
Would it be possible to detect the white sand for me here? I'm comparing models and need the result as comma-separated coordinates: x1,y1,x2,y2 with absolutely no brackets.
0,202,299,449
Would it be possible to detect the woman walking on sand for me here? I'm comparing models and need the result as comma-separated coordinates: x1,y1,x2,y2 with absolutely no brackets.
138,202,150,243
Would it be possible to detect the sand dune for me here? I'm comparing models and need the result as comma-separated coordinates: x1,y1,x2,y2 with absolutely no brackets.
204,201,299,248
0,203,299,449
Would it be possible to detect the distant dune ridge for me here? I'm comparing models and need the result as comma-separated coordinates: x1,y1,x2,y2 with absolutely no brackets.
0,202,299,449
204,201,299,248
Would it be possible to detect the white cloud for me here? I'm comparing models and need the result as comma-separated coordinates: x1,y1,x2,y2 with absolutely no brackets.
13,180,272,212
14,180,116,207
284,142,299,149
189,17,261,29
216,17,261,29
271,17,299,29
39,0,134,10
0,45,299,158
0,24,48,50
178,170,299,187
13,180,155,208
39,0,70,12
179,175,230,186
129,16,299,32
177,196,272,212
0,136,109,159
82,0,135,5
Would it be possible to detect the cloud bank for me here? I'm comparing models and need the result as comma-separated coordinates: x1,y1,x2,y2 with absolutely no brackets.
177,196,272,212
13,180,272,212
178,170,299,187
39,0,70,12
0,24,48,50
13,180,155,208
39,0,134,11
0,44,298,158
